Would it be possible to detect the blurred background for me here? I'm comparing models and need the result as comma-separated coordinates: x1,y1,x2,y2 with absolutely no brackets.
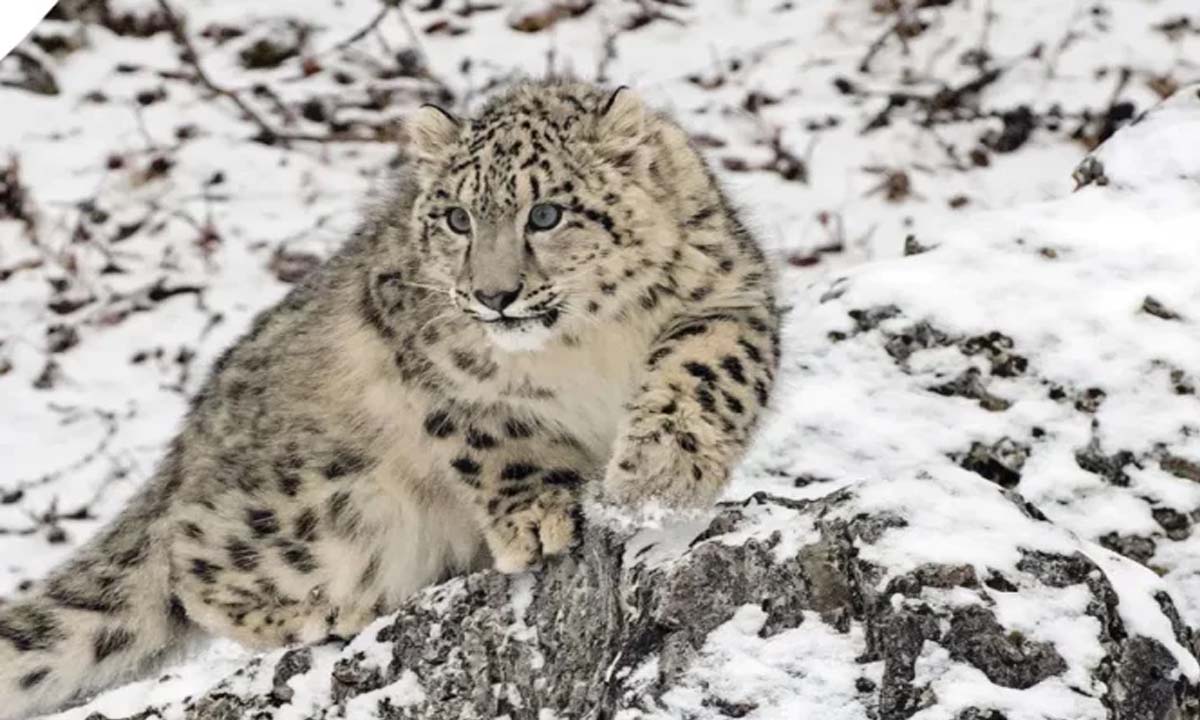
0,0,1197,594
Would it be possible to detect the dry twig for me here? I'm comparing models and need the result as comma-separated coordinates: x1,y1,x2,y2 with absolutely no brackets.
154,0,387,145
332,2,393,52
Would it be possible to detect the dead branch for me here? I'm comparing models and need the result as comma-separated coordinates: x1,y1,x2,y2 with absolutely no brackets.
332,2,393,52
0,408,119,502
859,19,902,73
154,0,386,145
861,67,1003,133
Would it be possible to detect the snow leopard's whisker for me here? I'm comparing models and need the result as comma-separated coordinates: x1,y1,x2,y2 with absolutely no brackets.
397,279,450,294
558,302,603,331
413,308,461,338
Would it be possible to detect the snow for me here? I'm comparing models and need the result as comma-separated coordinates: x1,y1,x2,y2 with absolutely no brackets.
3,0,1200,717
345,612,401,674
43,639,255,720
343,670,426,716
910,643,1106,720
659,607,878,720
505,572,546,672
270,649,342,720
1086,86,1200,188
1087,544,1200,678
987,583,1103,693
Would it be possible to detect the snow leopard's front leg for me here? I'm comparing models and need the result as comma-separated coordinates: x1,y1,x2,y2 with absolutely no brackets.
438,412,594,573
604,308,779,508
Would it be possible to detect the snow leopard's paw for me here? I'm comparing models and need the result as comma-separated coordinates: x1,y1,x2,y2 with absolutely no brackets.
483,486,582,573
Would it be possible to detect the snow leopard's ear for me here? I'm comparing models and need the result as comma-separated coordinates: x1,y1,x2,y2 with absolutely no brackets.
594,86,646,160
407,104,460,161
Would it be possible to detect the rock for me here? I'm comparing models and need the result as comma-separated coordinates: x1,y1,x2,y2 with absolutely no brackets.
942,605,1067,689
270,647,311,703
86,481,1200,719
1111,637,1195,720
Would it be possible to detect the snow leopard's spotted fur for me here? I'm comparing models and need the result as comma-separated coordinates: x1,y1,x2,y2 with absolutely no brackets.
0,80,779,718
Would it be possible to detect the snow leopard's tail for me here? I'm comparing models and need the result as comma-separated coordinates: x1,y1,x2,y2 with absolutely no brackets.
0,469,192,719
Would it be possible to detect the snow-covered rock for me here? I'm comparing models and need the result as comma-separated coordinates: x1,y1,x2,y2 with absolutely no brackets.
56,85,1200,720
98,485,1197,720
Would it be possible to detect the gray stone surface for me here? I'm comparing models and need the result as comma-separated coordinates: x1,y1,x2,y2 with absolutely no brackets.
97,488,1197,720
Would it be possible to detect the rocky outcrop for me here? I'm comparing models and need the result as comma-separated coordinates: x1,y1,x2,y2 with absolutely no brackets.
128,478,1198,720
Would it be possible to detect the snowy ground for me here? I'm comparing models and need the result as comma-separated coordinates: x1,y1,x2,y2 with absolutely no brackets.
2,0,1200,717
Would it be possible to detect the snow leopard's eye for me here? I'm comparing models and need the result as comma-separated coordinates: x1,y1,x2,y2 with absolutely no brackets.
446,207,472,234
527,203,562,232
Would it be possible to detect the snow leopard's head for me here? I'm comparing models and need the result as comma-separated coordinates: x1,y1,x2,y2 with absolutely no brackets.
405,80,704,352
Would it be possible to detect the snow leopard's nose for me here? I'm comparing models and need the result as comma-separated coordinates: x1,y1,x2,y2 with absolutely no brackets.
474,284,522,312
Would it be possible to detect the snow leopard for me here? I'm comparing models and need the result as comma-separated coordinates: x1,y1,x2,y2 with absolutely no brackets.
0,80,779,718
